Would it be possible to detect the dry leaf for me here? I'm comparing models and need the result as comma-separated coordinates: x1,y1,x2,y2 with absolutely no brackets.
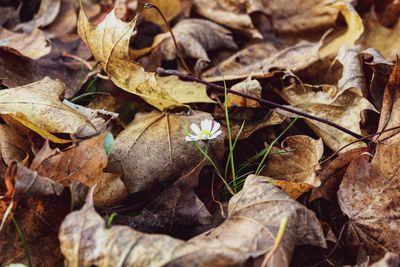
2,161,64,200
203,40,322,82
192,0,262,38
319,2,364,58
361,12,400,61
260,135,324,198
0,125,31,165
337,45,366,94
108,111,224,193
337,62,400,260
0,27,51,59
370,252,400,267
0,48,88,98
45,0,78,39
226,77,261,108
138,0,182,31
16,0,61,32
310,147,368,202
159,18,237,63
375,59,400,143
78,5,214,110
59,175,326,266
30,134,128,207
337,151,400,261
0,77,100,143
113,160,212,233
276,84,375,151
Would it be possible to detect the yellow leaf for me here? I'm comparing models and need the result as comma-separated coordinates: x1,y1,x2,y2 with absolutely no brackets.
319,1,364,58
77,4,214,110
0,77,97,143
137,0,182,32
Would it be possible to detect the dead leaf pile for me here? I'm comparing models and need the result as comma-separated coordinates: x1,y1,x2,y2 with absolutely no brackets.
0,0,400,266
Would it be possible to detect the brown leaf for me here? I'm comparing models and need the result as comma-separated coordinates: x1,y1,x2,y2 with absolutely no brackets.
370,252,400,267
0,47,87,98
337,149,400,261
310,147,368,202
226,77,261,108
0,27,51,59
113,160,212,233
193,0,339,37
45,0,78,39
108,111,224,193
203,40,322,82
0,124,31,166
2,161,64,201
375,59,400,143
260,135,324,198
16,0,61,32
159,18,237,63
78,5,214,110
276,84,375,151
31,134,128,207
361,12,400,61
59,175,326,266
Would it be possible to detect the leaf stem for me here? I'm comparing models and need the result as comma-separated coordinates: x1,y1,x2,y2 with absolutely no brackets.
156,68,367,143
144,3,191,74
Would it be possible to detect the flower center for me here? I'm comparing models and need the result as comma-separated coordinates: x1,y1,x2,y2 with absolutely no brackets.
200,130,212,139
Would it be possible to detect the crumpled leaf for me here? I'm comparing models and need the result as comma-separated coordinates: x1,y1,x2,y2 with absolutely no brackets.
16,0,61,32
276,84,375,151
203,40,322,82
45,0,78,39
0,27,51,59
30,134,128,207
0,48,88,98
337,62,400,261
78,5,214,110
193,0,339,38
0,125,31,166
260,135,324,198
319,2,364,58
113,160,212,234
59,175,326,267
361,12,400,61
0,77,110,143
2,161,64,200
310,147,368,202
138,0,182,31
337,45,366,94
370,252,400,267
108,111,224,193
226,77,261,108
159,18,237,63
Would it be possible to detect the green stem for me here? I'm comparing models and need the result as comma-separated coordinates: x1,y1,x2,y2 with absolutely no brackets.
69,92,111,103
222,79,237,193
11,215,32,267
255,116,299,175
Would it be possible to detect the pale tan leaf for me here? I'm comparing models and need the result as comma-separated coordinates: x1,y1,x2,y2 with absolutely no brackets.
138,0,182,31
277,84,375,151
226,77,261,108
261,135,323,189
319,2,364,58
0,27,51,59
59,175,326,267
203,40,322,82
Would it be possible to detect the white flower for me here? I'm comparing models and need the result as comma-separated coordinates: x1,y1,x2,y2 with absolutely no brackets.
185,119,221,142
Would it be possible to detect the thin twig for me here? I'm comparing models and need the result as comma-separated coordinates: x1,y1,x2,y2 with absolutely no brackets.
144,3,191,74
156,68,367,142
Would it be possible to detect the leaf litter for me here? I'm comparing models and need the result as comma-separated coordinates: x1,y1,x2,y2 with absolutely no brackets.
0,0,400,266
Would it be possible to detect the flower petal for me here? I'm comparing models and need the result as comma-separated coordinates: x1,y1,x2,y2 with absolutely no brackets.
185,134,199,142
210,122,220,134
201,119,212,132
190,123,201,135
210,130,222,139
